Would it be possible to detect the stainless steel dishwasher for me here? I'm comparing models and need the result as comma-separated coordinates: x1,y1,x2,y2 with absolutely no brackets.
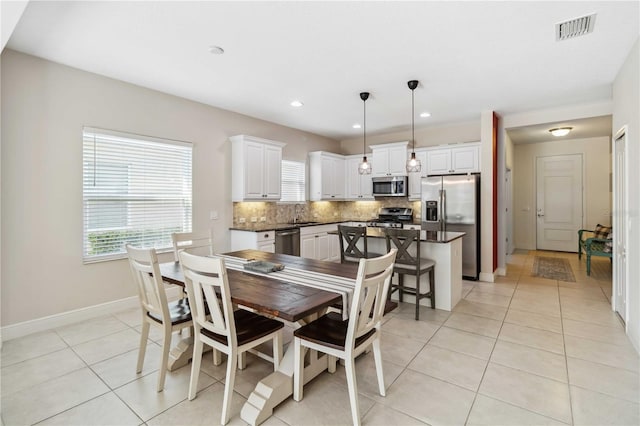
275,228,300,256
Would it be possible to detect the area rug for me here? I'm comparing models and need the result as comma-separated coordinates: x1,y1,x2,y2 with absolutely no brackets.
532,256,576,282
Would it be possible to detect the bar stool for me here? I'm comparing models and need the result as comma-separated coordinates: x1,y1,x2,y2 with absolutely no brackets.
384,228,436,320
337,225,382,264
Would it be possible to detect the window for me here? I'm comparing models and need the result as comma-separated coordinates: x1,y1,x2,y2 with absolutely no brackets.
280,160,306,202
82,127,192,262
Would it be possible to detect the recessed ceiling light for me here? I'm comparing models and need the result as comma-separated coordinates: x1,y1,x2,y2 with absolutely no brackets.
290,100,304,107
420,112,431,118
352,123,361,129
208,45,225,55
549,127,572,137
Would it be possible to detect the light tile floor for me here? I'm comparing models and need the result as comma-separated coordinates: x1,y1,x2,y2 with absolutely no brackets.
2,251,638,425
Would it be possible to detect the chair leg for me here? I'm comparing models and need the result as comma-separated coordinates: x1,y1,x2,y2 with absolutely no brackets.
344,358,361,426
157,325,172,392
213,348,222,366
429,268,436,310
238,352,246,370
328,355,337,373
188,337,204,400
415,273,421,320
293,338,305,402
398,274,404,302
586,255,591,276
136,320,150,373
221,349,238,425
372,337,385,397
273,331,282,371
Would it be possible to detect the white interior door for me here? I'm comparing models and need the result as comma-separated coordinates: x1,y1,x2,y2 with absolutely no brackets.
505,168,513,255
536,155,583,252
614,130,627,322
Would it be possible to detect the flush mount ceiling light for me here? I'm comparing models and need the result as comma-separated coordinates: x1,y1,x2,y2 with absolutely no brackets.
358,92,372,175
549,127,573,137
290,100,304,107
420,112,431,118
406,80,421,173
352,123,361,129
208,45,225,55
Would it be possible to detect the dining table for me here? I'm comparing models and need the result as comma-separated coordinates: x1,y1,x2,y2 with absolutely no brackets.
159,249,369,426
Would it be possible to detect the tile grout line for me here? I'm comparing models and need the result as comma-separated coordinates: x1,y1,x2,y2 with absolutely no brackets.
463,268,519,425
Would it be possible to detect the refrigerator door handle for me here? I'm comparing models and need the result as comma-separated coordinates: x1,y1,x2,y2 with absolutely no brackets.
440,189,446,231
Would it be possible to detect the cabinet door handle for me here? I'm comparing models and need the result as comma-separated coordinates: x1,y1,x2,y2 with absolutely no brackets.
315,235,319,238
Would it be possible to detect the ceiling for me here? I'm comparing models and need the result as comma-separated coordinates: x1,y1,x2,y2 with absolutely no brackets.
508,115,613,144
6,1,639,140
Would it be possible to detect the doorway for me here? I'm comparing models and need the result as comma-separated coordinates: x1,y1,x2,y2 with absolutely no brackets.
505,168,513,255
536,154,583,252
613,127,628,323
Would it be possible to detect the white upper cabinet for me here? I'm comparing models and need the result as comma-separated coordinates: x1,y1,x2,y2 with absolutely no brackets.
370,142,409,177
426,142,480,176
309,151,345,201
231,135,286,201
408,149,428,200
345,155,374,200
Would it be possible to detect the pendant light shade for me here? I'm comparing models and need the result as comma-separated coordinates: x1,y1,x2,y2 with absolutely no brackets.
358,92,372,175
406,80,421,173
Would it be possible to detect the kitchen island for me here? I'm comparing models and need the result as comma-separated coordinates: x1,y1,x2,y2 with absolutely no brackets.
332,227,465,311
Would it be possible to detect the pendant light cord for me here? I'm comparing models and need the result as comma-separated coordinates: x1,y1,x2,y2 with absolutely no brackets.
411,87,415,151
363,98,366,153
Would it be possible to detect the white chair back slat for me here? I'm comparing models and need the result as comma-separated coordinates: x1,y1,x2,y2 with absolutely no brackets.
179,252,236,344
172,230,214,261
346,249,396,350
127,245,169,322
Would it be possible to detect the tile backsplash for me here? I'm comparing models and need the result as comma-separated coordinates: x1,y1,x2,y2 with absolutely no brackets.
233,198,421,226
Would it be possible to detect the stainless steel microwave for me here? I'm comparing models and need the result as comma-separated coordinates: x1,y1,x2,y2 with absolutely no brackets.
372,176,408,197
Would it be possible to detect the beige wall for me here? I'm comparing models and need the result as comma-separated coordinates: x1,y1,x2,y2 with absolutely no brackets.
0,50,340,326
512,136,611,250
339,120,480,155
612,38,639,353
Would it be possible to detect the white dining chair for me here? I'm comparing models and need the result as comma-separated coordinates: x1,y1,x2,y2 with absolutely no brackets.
293,248,397,426
126,244,193,392
171,229,214,261
179,251,284,425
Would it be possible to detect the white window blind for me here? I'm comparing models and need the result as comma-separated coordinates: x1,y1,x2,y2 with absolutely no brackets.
82,127,193,262
281,160,305,202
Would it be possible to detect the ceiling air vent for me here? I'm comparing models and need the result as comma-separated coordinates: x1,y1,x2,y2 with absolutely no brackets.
556,13,596,41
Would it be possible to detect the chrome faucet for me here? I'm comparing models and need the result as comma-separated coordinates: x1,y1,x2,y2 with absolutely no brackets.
293,203,303,224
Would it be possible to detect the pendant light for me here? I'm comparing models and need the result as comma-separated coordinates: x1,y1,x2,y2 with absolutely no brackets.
406,80,421,173
358,92,372,175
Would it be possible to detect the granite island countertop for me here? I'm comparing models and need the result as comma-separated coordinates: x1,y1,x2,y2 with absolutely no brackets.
229,220,348,232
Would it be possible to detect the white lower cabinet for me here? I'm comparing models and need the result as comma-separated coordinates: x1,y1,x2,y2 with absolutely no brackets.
300,224,340,262
230,230,275,253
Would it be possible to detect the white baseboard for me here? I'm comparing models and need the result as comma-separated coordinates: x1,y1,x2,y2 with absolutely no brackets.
479,271,495,283
1,296,139,342
1,284,184,342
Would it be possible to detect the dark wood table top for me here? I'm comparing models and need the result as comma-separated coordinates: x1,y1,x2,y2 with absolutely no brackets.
160,250,354,322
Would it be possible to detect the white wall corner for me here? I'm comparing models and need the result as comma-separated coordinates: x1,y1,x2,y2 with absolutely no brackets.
479,271,496,283
496,267,507,276
1,0,29,52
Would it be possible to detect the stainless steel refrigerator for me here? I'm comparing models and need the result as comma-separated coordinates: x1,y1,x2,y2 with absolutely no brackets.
421,174,480,280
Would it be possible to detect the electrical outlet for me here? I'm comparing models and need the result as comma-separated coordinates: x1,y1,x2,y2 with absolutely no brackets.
210,210,219,220
333,212,338,217
250,217,257,223
260,216,266,222
238,217,246,224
